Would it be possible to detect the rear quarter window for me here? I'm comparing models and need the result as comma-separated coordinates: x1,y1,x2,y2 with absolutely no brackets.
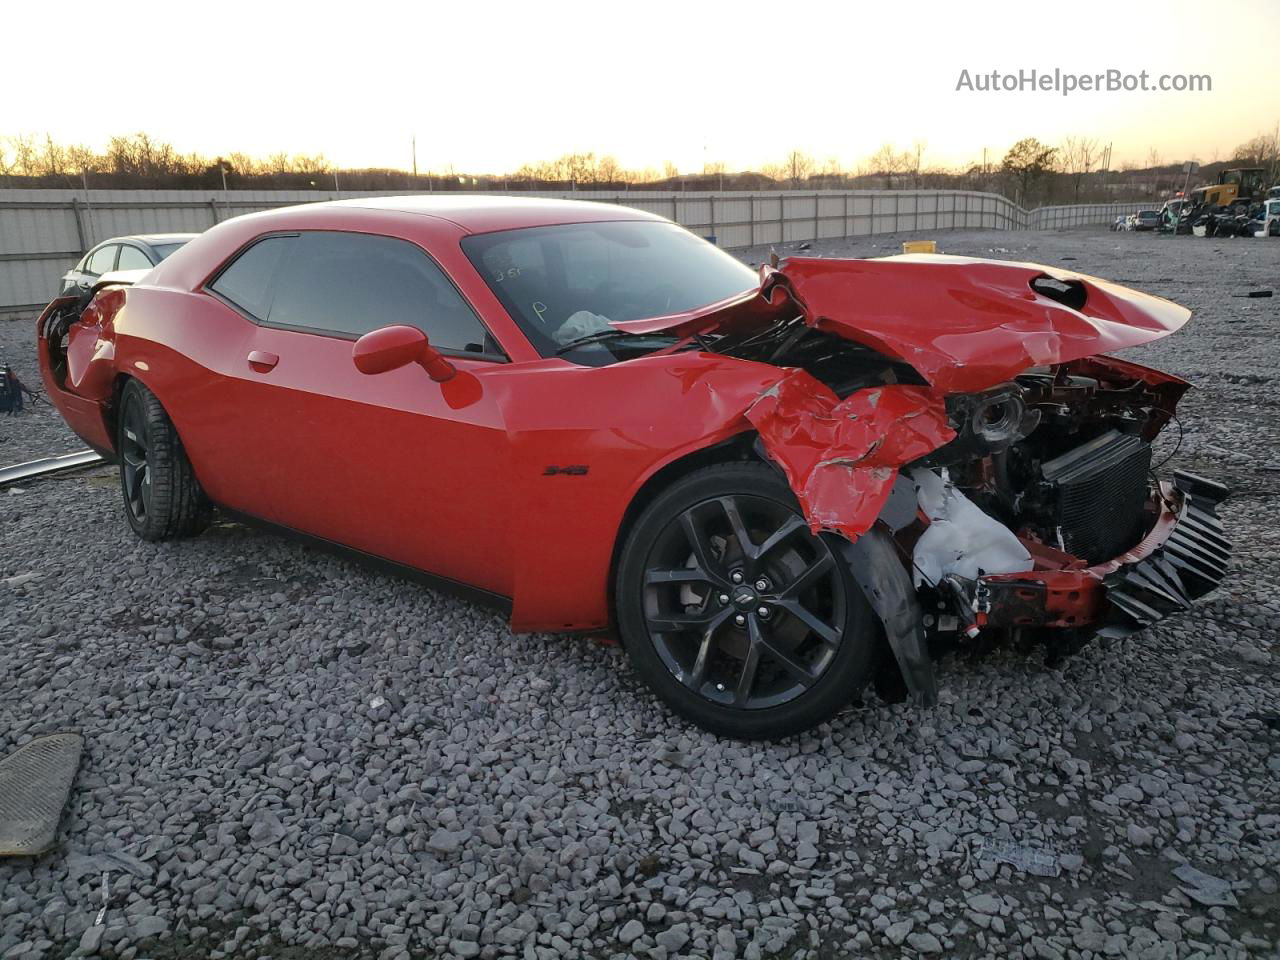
209,236,292,320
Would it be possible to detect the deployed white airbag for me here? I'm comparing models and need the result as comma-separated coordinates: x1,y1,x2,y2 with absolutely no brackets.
555,310,613,344
910,468,1033,588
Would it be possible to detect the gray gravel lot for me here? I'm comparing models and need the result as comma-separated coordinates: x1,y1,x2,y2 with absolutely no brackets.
1,228,1277,959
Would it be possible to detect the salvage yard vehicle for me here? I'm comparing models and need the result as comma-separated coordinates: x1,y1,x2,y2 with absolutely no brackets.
1131,210,1161,231
35,197,1231,739
60,234,196,296
1252,198,1280,237
1158,199,1187,229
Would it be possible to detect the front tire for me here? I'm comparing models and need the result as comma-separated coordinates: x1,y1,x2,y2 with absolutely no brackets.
117,378,212,541
616,462,879,739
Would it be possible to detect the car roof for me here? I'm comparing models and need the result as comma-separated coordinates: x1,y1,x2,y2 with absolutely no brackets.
131,233,199,245
330,194,663,234
93,233,198,248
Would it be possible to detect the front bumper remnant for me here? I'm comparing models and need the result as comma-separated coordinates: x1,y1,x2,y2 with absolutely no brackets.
849,471,1231,708
1101,472,1230,637
979,470,1230,637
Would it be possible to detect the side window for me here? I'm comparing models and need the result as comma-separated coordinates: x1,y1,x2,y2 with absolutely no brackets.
116,245,153,271
209,236,292,320
86,245,119,276
266,232,493,353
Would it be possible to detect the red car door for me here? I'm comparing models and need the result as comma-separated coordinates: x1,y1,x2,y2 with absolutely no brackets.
199,230,514,598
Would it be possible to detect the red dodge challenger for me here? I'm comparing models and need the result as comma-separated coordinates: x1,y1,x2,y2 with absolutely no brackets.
37,197,1230,739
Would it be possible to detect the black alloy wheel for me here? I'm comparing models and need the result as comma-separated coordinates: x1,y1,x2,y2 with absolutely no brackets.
119,387,152,524
617,462,878,739
116,378,213,541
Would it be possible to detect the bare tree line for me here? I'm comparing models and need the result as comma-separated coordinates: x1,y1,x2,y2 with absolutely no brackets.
2,128,1277,206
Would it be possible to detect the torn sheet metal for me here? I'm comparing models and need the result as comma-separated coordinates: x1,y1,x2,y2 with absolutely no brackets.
775,256,1192,393
610,272,794,338
64,285,126,403
745,371,955,542
911,469,1033,587
623,256,1191,395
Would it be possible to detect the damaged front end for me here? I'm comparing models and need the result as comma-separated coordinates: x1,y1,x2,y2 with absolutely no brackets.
689,256,1231,704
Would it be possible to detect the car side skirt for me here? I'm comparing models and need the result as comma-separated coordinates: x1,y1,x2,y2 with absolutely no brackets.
218,507,513,616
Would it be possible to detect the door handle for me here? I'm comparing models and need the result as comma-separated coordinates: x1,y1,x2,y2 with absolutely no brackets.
247,350,279,372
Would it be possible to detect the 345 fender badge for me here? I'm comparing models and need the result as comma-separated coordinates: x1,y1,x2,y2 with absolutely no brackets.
543,465,589,476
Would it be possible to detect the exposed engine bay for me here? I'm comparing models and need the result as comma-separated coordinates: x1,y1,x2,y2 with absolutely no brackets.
677,261,1230,705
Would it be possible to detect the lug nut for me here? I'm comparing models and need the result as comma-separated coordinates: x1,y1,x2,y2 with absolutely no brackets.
734,614,746,627
757,606,771,619
717,593,730,605
755,578,769,591
730,571,744,584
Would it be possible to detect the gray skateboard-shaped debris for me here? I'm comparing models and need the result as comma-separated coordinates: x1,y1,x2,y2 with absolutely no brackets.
0,733,84,857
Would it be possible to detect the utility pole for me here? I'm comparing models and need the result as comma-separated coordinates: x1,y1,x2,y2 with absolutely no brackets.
81,167,96,246
412,136,417,179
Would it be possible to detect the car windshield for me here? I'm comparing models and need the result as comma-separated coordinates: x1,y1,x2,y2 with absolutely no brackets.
151,242,188,261
461,220,758,364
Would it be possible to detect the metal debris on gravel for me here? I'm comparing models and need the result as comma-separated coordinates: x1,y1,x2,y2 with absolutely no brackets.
0,733,84,857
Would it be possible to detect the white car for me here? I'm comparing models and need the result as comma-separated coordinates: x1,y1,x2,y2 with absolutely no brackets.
1252,199,1280,237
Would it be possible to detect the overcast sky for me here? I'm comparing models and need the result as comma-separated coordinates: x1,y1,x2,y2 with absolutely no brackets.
6,0,1277,174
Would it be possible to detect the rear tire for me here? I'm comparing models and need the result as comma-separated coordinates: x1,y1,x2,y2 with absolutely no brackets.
117,378,212,541
616,462,879,740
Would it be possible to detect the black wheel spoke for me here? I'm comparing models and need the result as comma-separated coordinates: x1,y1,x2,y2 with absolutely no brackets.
717,496,756,561
646,567,718,586
776,597,842,647
733,626,763,706
754,514,807,564
646,605,726,633
681,607,734,691
120,395,151,521
776,553,835,601
678,511,724,583
754,620,820,687
125,403,147,453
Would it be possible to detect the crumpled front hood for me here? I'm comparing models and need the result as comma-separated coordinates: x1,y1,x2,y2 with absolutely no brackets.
619,254,1191,393
777,254,1190,392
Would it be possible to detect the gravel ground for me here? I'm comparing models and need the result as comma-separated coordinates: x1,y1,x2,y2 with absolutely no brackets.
1,312,84,465
1,228,1277,960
